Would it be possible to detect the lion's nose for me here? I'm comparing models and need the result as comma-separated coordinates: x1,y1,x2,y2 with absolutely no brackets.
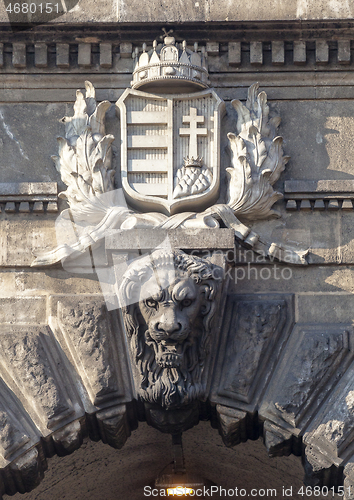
157,313,182,336
157,321,182,335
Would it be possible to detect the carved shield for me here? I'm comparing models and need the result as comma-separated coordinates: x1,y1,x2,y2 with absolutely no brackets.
117,88,225,215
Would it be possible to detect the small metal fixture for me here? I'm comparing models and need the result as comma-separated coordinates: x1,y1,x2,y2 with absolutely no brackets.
154,433,213,498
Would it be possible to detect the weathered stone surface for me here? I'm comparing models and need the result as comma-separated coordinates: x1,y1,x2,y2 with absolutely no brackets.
0,325,76,432
316,40,329,64
0,296,46,323
0,220,57,267
303,445,338,487
56,44,69,68
340,213,354,264
304,366,354,467
9,448,46,494
338,40,351,65
344,462,354,499
117,86,221,214
271,41,285,65
252,210,341,264
277,101,354,182
293,41,307,64
227,263,354,296
0,270,101,297
260,324,353,430
0,0,352,23
12,44,26,69
297,294,354,323
228,42,241,67
106,228,234,251
0,182,57,198
34,44,48,69
285,180,354,194
78,44,92,68
119,42,132,58
100,43,112,68
144,403,200,434
0,104,65,184
53,296,130,408
250,42,263,66
208,0,354,22
218,300,286,399
0,382,32,463
211,294,294,411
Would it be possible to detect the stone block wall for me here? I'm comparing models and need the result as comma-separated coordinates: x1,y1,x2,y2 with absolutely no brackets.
0,5,353,497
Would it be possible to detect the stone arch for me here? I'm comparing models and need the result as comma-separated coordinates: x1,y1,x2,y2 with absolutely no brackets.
0,292,353,497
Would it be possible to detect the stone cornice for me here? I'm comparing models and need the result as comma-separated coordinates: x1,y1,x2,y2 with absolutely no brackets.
0,38,352,76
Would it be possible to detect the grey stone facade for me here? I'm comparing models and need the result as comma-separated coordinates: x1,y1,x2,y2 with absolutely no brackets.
0,2,354,498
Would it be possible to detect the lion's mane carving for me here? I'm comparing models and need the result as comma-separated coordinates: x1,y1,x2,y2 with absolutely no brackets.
120,250,220,409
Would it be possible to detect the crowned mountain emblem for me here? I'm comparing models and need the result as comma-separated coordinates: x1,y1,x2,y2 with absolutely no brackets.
116,88,225,215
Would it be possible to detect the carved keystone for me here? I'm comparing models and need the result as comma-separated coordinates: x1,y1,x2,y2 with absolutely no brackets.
121,249,222,413
263,420,294,458
52,420,84,457
96,405,131,449
9,448,46,494
216,405,248,447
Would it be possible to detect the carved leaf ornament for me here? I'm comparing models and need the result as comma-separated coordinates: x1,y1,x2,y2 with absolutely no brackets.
227,83,290,220
52,81,129,223
32,81,307,267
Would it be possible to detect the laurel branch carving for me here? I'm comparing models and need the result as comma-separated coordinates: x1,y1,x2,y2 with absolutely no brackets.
52,81,125,223
227,83,290,220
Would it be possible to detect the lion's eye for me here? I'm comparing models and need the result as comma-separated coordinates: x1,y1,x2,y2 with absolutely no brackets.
146,298,158,309
181,298,193,308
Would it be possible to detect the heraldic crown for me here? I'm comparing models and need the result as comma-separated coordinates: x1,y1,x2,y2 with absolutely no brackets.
131,36,209,92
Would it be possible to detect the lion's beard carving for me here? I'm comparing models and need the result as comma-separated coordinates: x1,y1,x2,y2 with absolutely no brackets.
136,324,204,408
120,250,220,409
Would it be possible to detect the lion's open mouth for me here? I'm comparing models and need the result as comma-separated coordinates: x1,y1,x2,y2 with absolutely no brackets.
155,343,183,368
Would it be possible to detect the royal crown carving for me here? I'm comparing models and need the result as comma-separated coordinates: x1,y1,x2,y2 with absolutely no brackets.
131,37,209,92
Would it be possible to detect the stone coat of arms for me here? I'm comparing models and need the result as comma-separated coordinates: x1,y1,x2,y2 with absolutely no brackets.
32,35,307,267
117,87,224,215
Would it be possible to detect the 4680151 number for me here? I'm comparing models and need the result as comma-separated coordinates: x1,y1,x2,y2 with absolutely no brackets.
297,485,351,496
6,3,60,13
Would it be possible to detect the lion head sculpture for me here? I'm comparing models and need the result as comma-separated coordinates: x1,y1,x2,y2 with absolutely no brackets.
120,249,221,410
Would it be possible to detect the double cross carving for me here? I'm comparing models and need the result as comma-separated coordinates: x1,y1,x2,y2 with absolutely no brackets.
179,107,207,159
